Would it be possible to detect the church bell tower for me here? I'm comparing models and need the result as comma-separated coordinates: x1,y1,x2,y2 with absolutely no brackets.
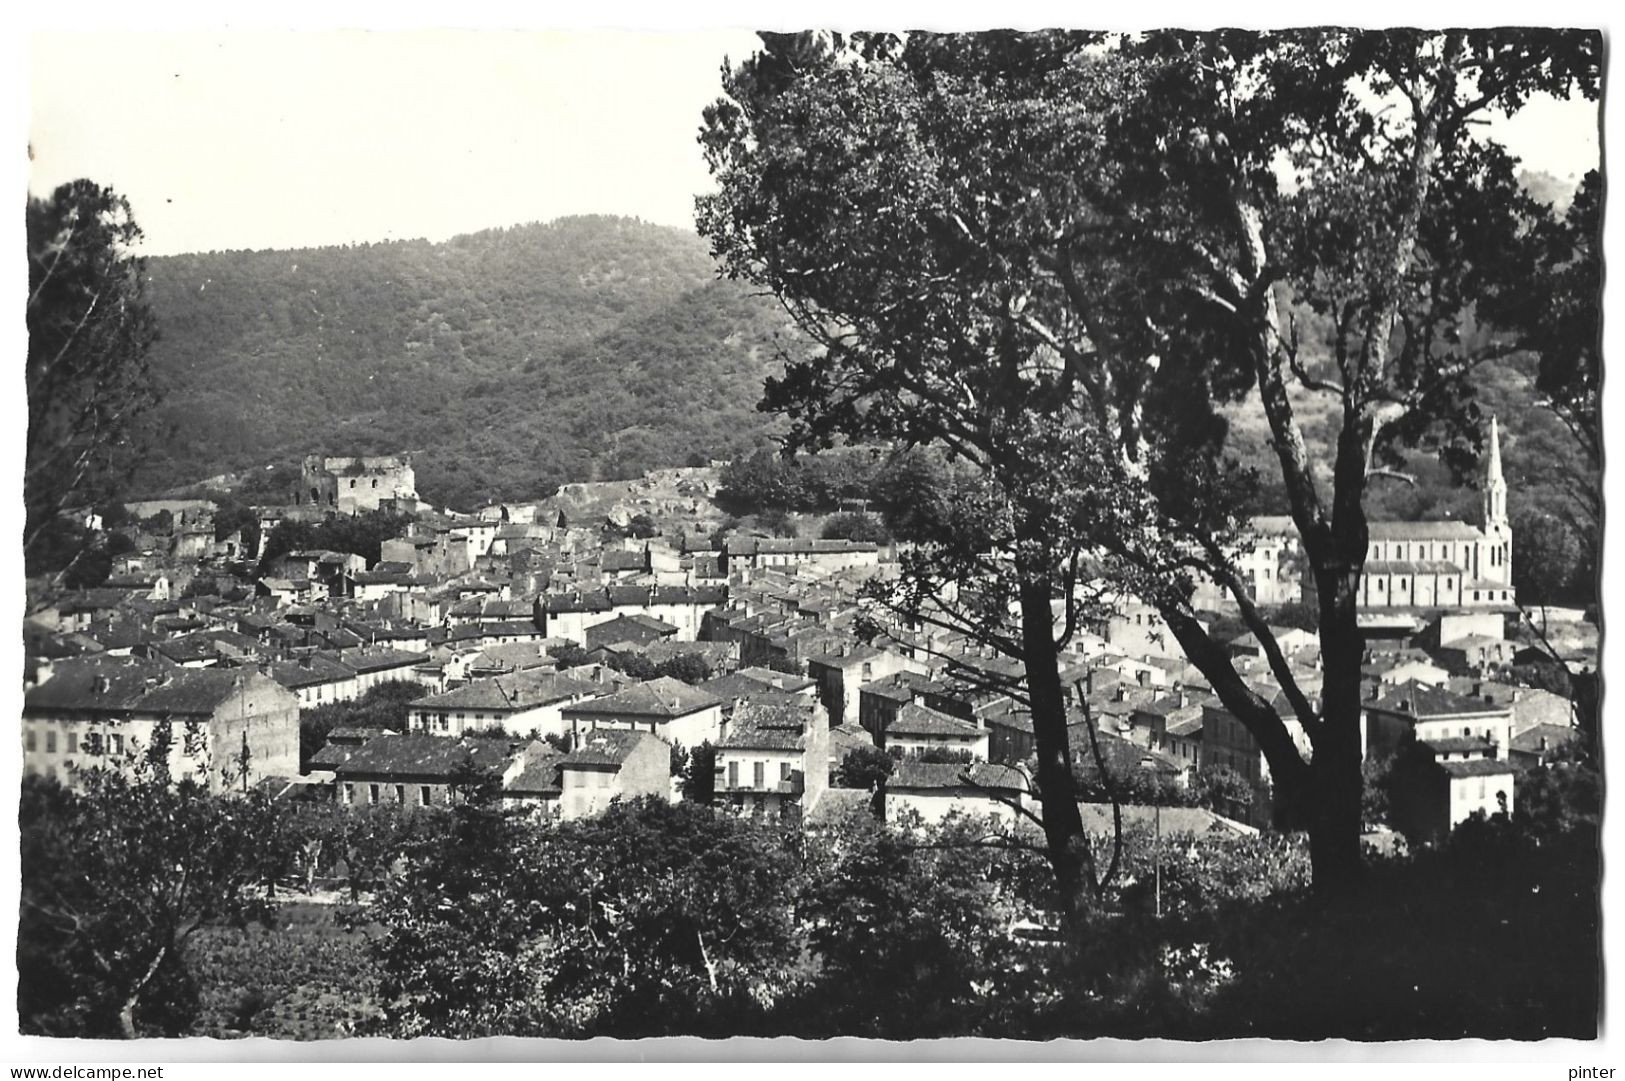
1483,415,1511,585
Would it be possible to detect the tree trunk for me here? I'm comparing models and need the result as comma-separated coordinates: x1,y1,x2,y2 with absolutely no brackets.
116,942,170,1039
1017,577,1091,922
1307,562,1368,894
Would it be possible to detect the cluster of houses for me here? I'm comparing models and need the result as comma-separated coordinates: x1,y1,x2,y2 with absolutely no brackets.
21,427,1593,847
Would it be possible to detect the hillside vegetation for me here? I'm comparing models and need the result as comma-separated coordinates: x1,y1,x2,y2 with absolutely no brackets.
134,216,792,507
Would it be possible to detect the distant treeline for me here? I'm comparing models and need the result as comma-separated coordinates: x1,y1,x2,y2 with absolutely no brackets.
131,216,795,508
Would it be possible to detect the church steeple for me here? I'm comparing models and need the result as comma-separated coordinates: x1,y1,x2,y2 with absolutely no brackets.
1484,414,1508,531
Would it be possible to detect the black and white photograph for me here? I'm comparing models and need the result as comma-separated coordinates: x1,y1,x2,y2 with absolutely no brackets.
8,8,1608,1060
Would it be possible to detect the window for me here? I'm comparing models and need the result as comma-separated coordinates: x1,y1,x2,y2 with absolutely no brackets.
439,713,449,732
111,734,124,755
753,761,765,789
369,784,381,804
372,479,378,489
753,794,766,818
1463,727,1471,737
344,784,355,805
781,761,793,781
395,785,406,804
24,730,35,753
45,731,57,754
1376,580,1384,591
66,730,78,754
728,761,739,789
421,786,433,805
1473,591,1481,602
349,479,356,489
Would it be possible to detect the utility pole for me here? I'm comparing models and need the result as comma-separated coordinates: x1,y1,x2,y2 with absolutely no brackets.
1142,755,1162,918
1154,797,1162,919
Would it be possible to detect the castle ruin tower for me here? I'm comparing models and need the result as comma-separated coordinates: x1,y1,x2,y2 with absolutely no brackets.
1483,415,1512,585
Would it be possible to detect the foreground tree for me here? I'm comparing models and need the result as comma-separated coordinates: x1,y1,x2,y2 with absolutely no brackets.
26,180,160,562
18,751,280,1037
363,797,801,1037
699,29,1599,895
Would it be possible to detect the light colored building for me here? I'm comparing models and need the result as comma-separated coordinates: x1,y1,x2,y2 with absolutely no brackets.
715,697,828,823
886,761,1030,826
806,643,928,729
409,669,601,739
23,659,300,793
1258,417,1515,614
333,733,513,810
1363,679,1515,763
879,702,989,762
557,729,671,820
562,676,725,750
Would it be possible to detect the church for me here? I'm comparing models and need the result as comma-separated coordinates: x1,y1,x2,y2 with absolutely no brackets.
1254,417,1515,616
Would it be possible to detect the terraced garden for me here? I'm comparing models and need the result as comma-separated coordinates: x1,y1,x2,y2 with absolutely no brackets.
187,899,383,1040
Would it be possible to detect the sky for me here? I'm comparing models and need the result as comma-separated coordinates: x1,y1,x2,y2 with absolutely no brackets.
28,30,765,255
26,26,1602,257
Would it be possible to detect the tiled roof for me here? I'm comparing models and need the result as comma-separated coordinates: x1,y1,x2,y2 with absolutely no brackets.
543,585,728,614
334,734,514,779
1166,714,1205,738
724,536,879,556
560,728,660,767
411,669,600,712
1366,520,1483,540
584,613,678,647
807,643,885,669
1076,802,1255,837
1436,758,1519,778
562,676,720,720
503,747,566,795
1365,679,1512,719
25,660,274,716
600,550,647,572
643,640,738,666
268,654,355,690
336,646,430,672
887,702,982,739
829,724,876,757
1510,723,1577,754
890,761,1027,792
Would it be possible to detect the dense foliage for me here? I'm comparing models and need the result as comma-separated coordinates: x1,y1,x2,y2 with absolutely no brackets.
131,216,794,506
298,680,428,768
26,180,160,567
18,756,279,1038
258,508,414,571
697,28,1601,899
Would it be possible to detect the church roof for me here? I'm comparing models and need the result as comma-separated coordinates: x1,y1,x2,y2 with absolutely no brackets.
1366,521,1483,540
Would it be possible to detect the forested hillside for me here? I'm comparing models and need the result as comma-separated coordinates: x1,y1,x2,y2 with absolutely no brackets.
133,216,792,507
